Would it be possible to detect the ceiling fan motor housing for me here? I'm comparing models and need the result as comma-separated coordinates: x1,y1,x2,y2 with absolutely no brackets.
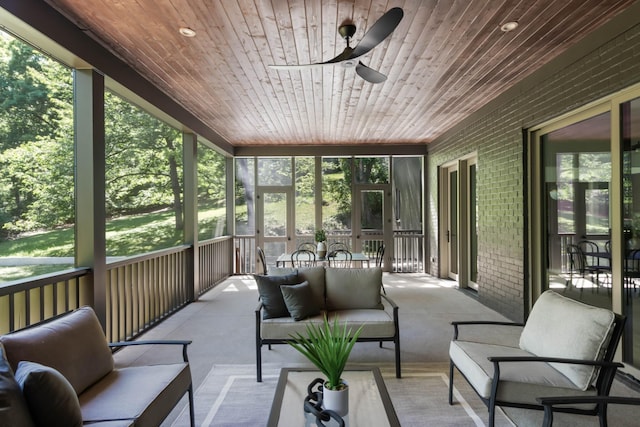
339,24,357,40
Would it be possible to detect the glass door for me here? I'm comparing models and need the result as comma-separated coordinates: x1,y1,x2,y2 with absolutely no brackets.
447,166,459,280
354,185,391,269
256,188,293,266
540,112,612,306
467,159,478,290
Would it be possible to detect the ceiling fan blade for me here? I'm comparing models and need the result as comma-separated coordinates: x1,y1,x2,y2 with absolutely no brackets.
269,63,326,70
350,7,403,59
269,47,353,69
355,62,387,84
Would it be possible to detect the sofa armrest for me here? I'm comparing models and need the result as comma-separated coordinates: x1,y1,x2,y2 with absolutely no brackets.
488,355,624,368
451,321,524,340
109,340,192,363
381,293,398,310
489,355,623,392
536,395,640,427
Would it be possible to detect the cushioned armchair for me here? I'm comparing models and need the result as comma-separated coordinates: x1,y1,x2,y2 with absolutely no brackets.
448,290,626,427
536,395,640,426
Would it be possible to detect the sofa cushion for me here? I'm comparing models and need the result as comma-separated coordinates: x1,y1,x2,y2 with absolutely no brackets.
326,310,395,338
325,267,383,311
280,281,321,321
79,364,191,427
519,290,616,391
449,341,594,406
255,273,299,319
0,307,114,395
268,267,297,275
15,361,83,427
0,343,34,427
296,266,326,308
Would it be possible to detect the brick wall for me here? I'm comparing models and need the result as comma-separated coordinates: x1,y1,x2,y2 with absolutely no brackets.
427,22,640,322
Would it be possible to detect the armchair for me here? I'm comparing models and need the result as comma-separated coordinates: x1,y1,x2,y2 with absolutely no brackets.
448,290,626,427
536,395,640,426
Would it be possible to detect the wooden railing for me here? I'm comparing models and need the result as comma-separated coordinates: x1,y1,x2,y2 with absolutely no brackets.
394,230,424,272
2,238,235,338
106,246,191,342
234,230,425,274
198,236,234,296
0,268,91,334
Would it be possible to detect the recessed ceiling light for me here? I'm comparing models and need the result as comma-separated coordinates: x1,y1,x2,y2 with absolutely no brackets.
500,21,519,32
179,27,196,37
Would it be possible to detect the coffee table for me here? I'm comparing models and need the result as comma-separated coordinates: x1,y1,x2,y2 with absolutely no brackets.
267,367,400,427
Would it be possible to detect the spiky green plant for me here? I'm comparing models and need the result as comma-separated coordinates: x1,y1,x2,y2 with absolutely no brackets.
288,316,363,390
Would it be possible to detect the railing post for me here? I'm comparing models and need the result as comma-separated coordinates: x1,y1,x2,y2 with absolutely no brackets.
183,132,197,303
75,69,107,330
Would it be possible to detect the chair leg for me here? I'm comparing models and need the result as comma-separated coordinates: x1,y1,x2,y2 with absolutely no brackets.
395,336,401,378
448,361,454,405
599,402,608,427
188,384,196,427
256,342,262,382
542,405,553,427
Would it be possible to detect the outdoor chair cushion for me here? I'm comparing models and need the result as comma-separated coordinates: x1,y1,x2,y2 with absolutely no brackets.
519,290,616,390
0,306,114,396
15,361,83,427
296,266,327,307
280,281,321,321
0,343,34,427
325,267,383,310
255,273,300,319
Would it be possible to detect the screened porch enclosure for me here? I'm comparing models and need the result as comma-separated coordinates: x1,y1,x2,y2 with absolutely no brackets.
233,156,425,274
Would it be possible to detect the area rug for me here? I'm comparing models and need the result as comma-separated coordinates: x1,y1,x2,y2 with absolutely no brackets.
170,362,515,426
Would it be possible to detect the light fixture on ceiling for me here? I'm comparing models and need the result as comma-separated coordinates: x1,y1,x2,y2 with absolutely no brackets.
500,21,519,32
179,27,196,37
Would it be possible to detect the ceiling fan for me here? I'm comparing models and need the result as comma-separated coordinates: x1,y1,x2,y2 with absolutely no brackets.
269,7,404,84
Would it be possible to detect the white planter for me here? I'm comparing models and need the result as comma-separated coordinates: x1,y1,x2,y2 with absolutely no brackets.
317,241,327,259
322,381,348,416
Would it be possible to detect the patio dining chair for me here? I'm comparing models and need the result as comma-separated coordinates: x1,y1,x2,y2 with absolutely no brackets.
327,249,352,268
291,249,316,268
297,241,316,252
257,246,267,275
577,240,611,289
375,244,386,294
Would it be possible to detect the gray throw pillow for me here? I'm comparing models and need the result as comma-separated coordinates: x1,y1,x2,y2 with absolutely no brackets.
14,361,82,427
254,273,299,319
0,343,34,427
280,281,321,321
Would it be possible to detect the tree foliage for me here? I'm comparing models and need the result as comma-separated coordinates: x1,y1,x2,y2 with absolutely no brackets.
0,31,226,243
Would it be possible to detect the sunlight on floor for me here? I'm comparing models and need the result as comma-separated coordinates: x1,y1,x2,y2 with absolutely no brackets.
217,273,460,294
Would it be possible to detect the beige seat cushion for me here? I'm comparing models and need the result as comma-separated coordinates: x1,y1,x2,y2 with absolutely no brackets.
450,341,596,408
261,309,394,340
79,364,191,427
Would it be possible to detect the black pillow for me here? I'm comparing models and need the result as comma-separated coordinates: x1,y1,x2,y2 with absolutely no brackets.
255,273,299,319
15,361,82,427
280,281,321,321
0,343,34,427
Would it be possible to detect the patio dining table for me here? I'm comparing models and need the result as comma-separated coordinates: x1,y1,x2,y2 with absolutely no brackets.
276,251,371,268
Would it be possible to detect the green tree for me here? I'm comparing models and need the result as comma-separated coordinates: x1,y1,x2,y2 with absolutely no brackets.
104,91,183,230
0,35,73,238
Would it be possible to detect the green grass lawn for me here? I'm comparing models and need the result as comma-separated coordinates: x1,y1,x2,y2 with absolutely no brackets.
1,190,345,283
0,206,227,283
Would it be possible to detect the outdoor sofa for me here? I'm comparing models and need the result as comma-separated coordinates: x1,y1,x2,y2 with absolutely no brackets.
0,306,195,426
254,266,400,382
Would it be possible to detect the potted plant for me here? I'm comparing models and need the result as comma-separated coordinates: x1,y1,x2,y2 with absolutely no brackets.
288,316,363,416
315,229,327,259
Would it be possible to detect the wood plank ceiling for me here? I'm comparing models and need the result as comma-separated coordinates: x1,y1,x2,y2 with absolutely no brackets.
43,0,636,148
